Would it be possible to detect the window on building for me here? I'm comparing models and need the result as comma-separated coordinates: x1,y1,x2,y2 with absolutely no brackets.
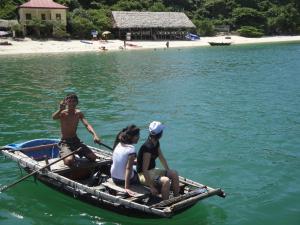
56,14,61,20
41,14,46,20
25,13,32,20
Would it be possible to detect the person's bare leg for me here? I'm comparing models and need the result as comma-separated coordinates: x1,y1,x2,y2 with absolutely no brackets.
63,155,75,167
85,151,97,161
167,169,180,197
160,176,171,200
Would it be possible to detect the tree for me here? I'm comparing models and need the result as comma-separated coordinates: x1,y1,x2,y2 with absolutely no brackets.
69,17,94,38
202,0,236,19
232,7,267,30
193,19,215,36
53,21,70,39
11,23,23,37
88,9,112,32
237,26,264,37
111,0,144,11
266,3,300,34
149,2,168,12
0,2,18,19
28,18,46,38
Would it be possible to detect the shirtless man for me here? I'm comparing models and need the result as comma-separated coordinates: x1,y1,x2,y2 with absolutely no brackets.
52,93,101,167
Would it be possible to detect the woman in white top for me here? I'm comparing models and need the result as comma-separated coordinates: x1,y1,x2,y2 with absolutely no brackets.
110,125,140,196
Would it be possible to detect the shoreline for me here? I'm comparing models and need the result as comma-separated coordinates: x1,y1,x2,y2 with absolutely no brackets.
1,35,300,56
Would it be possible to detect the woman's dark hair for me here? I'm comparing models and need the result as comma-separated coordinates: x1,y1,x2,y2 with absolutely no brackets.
113,124,140,150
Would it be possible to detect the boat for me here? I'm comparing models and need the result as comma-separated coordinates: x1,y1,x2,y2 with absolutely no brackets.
0,139,225,218
208,42,231,46
185,33,200,41
80,40,93,44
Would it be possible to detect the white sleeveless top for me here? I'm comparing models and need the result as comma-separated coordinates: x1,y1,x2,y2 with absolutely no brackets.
110,143,136,180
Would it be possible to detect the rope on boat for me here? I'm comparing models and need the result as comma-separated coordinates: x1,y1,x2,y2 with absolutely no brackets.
34,173,37,183
96,190,104,204
17,162,23,176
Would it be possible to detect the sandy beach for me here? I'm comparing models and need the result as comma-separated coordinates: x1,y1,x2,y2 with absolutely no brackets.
1,35,300,55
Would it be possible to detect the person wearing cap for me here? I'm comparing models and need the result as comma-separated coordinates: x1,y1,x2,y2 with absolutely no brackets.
136,121,180,200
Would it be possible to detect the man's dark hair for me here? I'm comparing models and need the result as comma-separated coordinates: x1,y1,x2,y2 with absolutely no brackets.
150,131,163,139
65,93,78,103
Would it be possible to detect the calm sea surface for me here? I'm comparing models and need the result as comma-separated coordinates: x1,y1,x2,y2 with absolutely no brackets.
0,42,300,225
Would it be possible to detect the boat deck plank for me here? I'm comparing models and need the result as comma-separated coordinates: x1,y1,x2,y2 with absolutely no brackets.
102,178,150,199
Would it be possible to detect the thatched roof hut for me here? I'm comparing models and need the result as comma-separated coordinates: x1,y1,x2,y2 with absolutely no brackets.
112,11,195,29
112,11,196,40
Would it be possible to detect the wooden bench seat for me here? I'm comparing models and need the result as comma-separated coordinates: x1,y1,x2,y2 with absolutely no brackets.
102,178,150,199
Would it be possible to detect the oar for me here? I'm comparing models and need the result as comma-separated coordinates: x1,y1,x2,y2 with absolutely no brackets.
98,142,113,151
0,147,82,193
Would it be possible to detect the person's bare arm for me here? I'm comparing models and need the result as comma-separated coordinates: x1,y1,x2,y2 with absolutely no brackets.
158,147,170,171
52,100,65,120
124,154,139,197
142,152,158,195
125,154,135,189
79,112,101,143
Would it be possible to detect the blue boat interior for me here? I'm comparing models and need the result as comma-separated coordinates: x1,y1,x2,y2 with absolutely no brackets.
5,139,60,160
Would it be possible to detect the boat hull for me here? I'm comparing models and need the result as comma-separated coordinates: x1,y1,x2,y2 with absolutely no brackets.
208,42,231,46
1,139,225,217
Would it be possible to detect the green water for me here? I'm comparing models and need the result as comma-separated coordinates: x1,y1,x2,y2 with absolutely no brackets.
0,43,300,225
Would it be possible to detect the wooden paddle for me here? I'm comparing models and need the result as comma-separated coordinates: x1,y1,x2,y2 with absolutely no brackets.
98,142,113,151
0,147,82,193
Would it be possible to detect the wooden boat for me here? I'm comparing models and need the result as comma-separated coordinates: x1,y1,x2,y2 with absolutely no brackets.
208,42,231,46
1,139,225,218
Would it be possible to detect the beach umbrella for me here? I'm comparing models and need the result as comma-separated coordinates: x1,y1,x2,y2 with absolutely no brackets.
102,31,111,36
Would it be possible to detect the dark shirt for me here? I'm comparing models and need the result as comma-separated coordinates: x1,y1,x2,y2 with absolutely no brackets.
137,138,160,173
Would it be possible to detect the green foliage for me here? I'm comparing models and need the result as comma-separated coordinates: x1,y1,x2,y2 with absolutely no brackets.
266,3,300,34
69,16,95,38
53,22,70,39
111,0,145,11
11,23,23,37
193,19,215,36
163,0,194,11
232,7,267,29
89,9,111,32
57,0,81,10
237,26,264,37
235,0,259,9
149,2,168,12
203,0,237,19
68,8,111,38
27,18,46,37
0,2,18,19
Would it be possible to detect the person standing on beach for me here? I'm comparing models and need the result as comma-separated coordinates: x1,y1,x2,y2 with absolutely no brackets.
52,93,101,168
137,121,180,200
166,41,169,48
